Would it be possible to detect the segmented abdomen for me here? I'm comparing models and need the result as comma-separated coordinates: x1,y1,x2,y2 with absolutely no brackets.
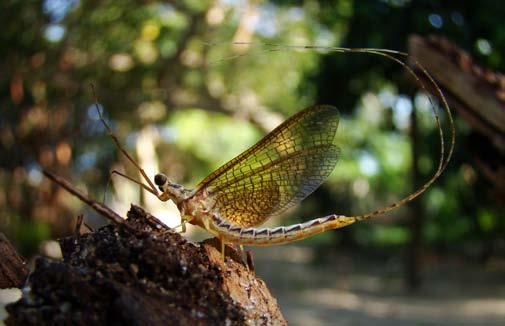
212,214,357,246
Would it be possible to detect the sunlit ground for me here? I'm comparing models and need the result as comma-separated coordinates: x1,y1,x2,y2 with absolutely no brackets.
253,245,505,326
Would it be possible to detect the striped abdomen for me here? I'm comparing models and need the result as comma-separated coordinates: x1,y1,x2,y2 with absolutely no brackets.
211,214,357,246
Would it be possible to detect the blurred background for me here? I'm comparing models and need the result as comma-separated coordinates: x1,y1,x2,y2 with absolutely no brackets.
1,0,504,324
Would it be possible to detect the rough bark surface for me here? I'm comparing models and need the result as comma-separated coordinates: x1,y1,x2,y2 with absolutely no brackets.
0,233,29,289
6,205,286,325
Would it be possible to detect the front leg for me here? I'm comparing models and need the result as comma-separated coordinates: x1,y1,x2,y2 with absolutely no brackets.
180,218,187,233
175,215,193,234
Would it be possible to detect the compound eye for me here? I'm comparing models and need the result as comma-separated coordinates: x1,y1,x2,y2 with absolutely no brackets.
154,173,168,186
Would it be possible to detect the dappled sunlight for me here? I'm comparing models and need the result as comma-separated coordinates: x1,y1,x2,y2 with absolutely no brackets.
109,53,134,72
352,178,370,198
134,40,158,65
137,100,167,122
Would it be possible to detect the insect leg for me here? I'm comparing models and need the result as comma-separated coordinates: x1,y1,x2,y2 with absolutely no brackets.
238,244,251,271
170,221,186,233
246,250,255,272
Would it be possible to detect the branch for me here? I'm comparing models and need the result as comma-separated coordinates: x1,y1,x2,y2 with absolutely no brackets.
409,35,505,149
42,170,135,231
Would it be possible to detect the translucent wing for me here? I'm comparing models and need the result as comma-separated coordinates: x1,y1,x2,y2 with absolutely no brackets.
194,105,341,227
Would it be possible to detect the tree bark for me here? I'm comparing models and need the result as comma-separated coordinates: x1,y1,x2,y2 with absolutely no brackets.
0,233,29,289
6,205,286,325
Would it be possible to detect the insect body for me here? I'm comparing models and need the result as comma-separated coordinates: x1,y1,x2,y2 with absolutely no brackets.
154,105,356,245
95,44,454,249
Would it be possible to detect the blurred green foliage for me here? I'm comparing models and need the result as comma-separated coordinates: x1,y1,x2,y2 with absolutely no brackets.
0,0,503,259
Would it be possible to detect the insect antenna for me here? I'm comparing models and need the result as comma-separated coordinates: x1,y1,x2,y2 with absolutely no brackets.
203,41,284,66
89,84,160,198
347,50,454,221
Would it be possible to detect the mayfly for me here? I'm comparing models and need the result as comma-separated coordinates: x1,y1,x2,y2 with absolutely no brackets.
95,43,454,253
